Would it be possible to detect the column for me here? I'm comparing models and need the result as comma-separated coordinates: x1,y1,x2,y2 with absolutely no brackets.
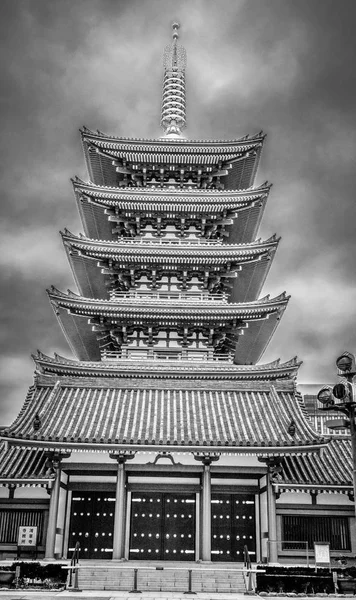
201,463,212,561
45,452,70,559
266,459,281,563
194,453,220,562
109,452,135,560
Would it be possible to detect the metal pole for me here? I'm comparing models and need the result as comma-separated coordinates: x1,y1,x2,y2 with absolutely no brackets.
130,568,142,593
184,569,196,594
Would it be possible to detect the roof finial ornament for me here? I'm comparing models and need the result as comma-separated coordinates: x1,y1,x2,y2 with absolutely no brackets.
160,23,187,139
172,21,180,41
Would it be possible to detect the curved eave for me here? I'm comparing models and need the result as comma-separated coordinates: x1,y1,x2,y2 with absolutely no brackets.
48,287,289,318
33,352,302,381
47,291,287,363
81,128,265,157
1,437,329,456
0,442,49,482
82,136,264,190
63,233,278,302
73,181,270,244
73,178,271,205
278,438,353,490
62,230,278,260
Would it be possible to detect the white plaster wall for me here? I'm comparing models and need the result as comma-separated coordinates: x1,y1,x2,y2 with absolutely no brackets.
0,486,9,498
276,491,312,504
14,487,48,499
317,493,354,505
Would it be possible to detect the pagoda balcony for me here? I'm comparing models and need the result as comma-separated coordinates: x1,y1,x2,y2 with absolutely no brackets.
100,349,234,362
106,236,221,245
108,290,228,302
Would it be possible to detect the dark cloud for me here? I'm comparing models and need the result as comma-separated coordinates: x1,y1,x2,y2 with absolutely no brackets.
1,0,356,424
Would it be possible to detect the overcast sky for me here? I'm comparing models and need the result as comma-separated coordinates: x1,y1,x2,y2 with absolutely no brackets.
1,0,356,425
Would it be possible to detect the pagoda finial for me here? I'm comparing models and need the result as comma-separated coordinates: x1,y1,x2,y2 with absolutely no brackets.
172,21,180,41
160,23,187,138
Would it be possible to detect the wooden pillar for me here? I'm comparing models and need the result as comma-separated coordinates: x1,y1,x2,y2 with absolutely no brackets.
266,471,278,563
45,452,70,559
109,452,135,560
201,463,212,561
194,453,220,562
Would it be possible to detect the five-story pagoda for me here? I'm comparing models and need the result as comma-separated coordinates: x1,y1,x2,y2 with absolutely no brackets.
0,24,331,564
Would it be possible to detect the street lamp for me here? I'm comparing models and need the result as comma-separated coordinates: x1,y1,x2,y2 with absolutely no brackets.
317,351,356,515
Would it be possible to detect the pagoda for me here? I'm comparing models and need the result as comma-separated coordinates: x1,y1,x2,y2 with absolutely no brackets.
0,24,354,565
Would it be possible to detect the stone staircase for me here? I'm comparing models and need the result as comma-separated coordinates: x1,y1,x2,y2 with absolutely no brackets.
74,562,247,592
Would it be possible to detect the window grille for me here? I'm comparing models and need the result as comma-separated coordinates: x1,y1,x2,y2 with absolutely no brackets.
282,515,350,551
0,510,44,544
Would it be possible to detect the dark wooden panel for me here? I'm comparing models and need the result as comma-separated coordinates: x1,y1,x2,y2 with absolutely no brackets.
129,492,195,560
69,491,115,559
211,493,256,562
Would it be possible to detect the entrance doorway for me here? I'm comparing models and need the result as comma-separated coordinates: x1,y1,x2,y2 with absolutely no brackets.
211,493,256,561
69,492,115,559
129,492,196,560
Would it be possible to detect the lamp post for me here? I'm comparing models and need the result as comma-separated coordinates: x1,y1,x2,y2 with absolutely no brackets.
317,351,356,516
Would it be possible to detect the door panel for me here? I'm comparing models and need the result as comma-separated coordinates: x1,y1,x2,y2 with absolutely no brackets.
69,492,115,559
129,492,195,560
211,493,255,561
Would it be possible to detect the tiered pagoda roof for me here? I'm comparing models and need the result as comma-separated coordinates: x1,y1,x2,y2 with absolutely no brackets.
81,128,265,191
48,286,289,364
73,179,270,244
62,230,278,302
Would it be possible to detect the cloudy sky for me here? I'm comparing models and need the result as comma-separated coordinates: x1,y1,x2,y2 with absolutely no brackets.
1,0,356,425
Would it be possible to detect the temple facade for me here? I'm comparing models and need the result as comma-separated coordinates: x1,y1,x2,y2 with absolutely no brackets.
0,25,354,563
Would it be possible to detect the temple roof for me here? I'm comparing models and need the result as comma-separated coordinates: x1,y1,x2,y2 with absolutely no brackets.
33,351,302,381
62,230,278,303
48,286,288,319
81,127,265,160
81,129,264,190
73,178,271,210
0,442,49,485
73,179,270,244
278,438,353,494
48,287,288,363
1,378,327,454
62,229,278,261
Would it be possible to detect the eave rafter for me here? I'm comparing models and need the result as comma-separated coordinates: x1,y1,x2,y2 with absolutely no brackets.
72,177,271,213
33,350,302,381
80,128,265,189
48,286,289,324
62,229,279,272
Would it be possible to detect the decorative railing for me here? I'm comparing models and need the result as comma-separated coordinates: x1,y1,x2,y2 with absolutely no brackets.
101,350,234,362
109,290,228,302
114,237,221,245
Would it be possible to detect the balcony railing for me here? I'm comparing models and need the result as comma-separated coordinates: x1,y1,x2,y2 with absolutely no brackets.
114,237,221,245
101,350,234,362
109,290,228,302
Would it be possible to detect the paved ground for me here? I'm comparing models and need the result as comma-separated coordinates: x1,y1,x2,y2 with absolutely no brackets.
0,593,350,600
0,593,236,597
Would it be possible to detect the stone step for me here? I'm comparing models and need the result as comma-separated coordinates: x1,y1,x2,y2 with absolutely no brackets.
76,566,246,593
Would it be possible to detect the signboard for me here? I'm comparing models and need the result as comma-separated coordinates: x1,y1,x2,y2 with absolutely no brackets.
18,526,37,547
314,542,330,569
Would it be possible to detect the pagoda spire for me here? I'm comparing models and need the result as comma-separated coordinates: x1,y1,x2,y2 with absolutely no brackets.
160,22,187,138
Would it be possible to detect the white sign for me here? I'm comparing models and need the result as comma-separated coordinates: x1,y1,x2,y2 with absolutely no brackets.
18,526,37,547
314,542,330,566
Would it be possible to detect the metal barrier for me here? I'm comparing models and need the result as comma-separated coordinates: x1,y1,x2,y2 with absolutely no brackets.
68,541,81,591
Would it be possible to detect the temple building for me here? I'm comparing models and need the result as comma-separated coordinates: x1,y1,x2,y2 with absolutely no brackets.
0,24,354,565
